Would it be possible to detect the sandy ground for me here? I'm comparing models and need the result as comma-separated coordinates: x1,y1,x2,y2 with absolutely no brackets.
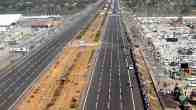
16,8,107,110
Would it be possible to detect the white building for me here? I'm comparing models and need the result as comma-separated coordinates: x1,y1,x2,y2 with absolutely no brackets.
0,14,23,31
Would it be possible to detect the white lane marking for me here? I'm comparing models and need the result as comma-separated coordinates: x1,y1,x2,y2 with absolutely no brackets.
95,44,107,110
96,102,98,109
118,0,120,10
106,16,114,110
83,32,106,110
107,102,110,109
120,102,123,110
7,73,35,100
116,16,124,110
118,14,136,110
82,48,101,110
119,88,122,100
0,63,33,86
96,94,100,101
82,71,95,110
128,71,136,110
1,68,34,96
120,13,136,110
0,67,30,89
126,57,136,110
0,73,34,107
2,71,32,94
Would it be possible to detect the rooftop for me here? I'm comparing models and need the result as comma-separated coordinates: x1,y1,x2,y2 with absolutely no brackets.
0,14,22,26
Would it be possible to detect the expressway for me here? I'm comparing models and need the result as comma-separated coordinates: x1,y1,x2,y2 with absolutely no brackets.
82,0,145,110
0,1,103,110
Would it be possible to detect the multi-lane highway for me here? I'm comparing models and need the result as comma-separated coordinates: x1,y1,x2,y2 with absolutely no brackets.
0,1,103,110
82,0,145,110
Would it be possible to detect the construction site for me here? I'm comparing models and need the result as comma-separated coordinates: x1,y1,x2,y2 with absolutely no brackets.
138,16,196,109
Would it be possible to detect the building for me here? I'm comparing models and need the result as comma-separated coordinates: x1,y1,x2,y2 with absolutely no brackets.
0,14,23,31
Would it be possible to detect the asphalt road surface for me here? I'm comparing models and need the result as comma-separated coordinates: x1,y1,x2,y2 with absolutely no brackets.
0,1,103,110
82,0,145,110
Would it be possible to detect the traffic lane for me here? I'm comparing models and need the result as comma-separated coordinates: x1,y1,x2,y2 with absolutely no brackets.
110,16,121,110
84,47,106,110
0,39,61,94
96,51,110,110
119,43,135,110
90,16,112,91
116,14,145,110
0,44,60,109
117,19,135,110
120,24,145,110
0,35,64,109
96,16,113,110
96,30,112,110
85,16,112,110
131,69,145,110
110,49,121,110
112,0,118,13
85,24,111,110
0,35,62,90
1,71,37,110
120,27,145,110
94,35,111,110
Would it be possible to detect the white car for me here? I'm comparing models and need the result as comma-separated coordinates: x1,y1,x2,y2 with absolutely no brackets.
128,65,134,70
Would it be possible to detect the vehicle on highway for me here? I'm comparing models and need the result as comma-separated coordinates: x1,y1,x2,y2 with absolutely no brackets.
128,64,134,70
12,47,29,53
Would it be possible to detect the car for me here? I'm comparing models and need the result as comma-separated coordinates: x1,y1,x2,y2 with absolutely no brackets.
128,65,134,70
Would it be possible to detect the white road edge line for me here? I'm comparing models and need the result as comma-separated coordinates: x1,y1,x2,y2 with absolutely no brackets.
119,12,136,110
81,56,98,110
82,9,109,110
126,57,136,110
